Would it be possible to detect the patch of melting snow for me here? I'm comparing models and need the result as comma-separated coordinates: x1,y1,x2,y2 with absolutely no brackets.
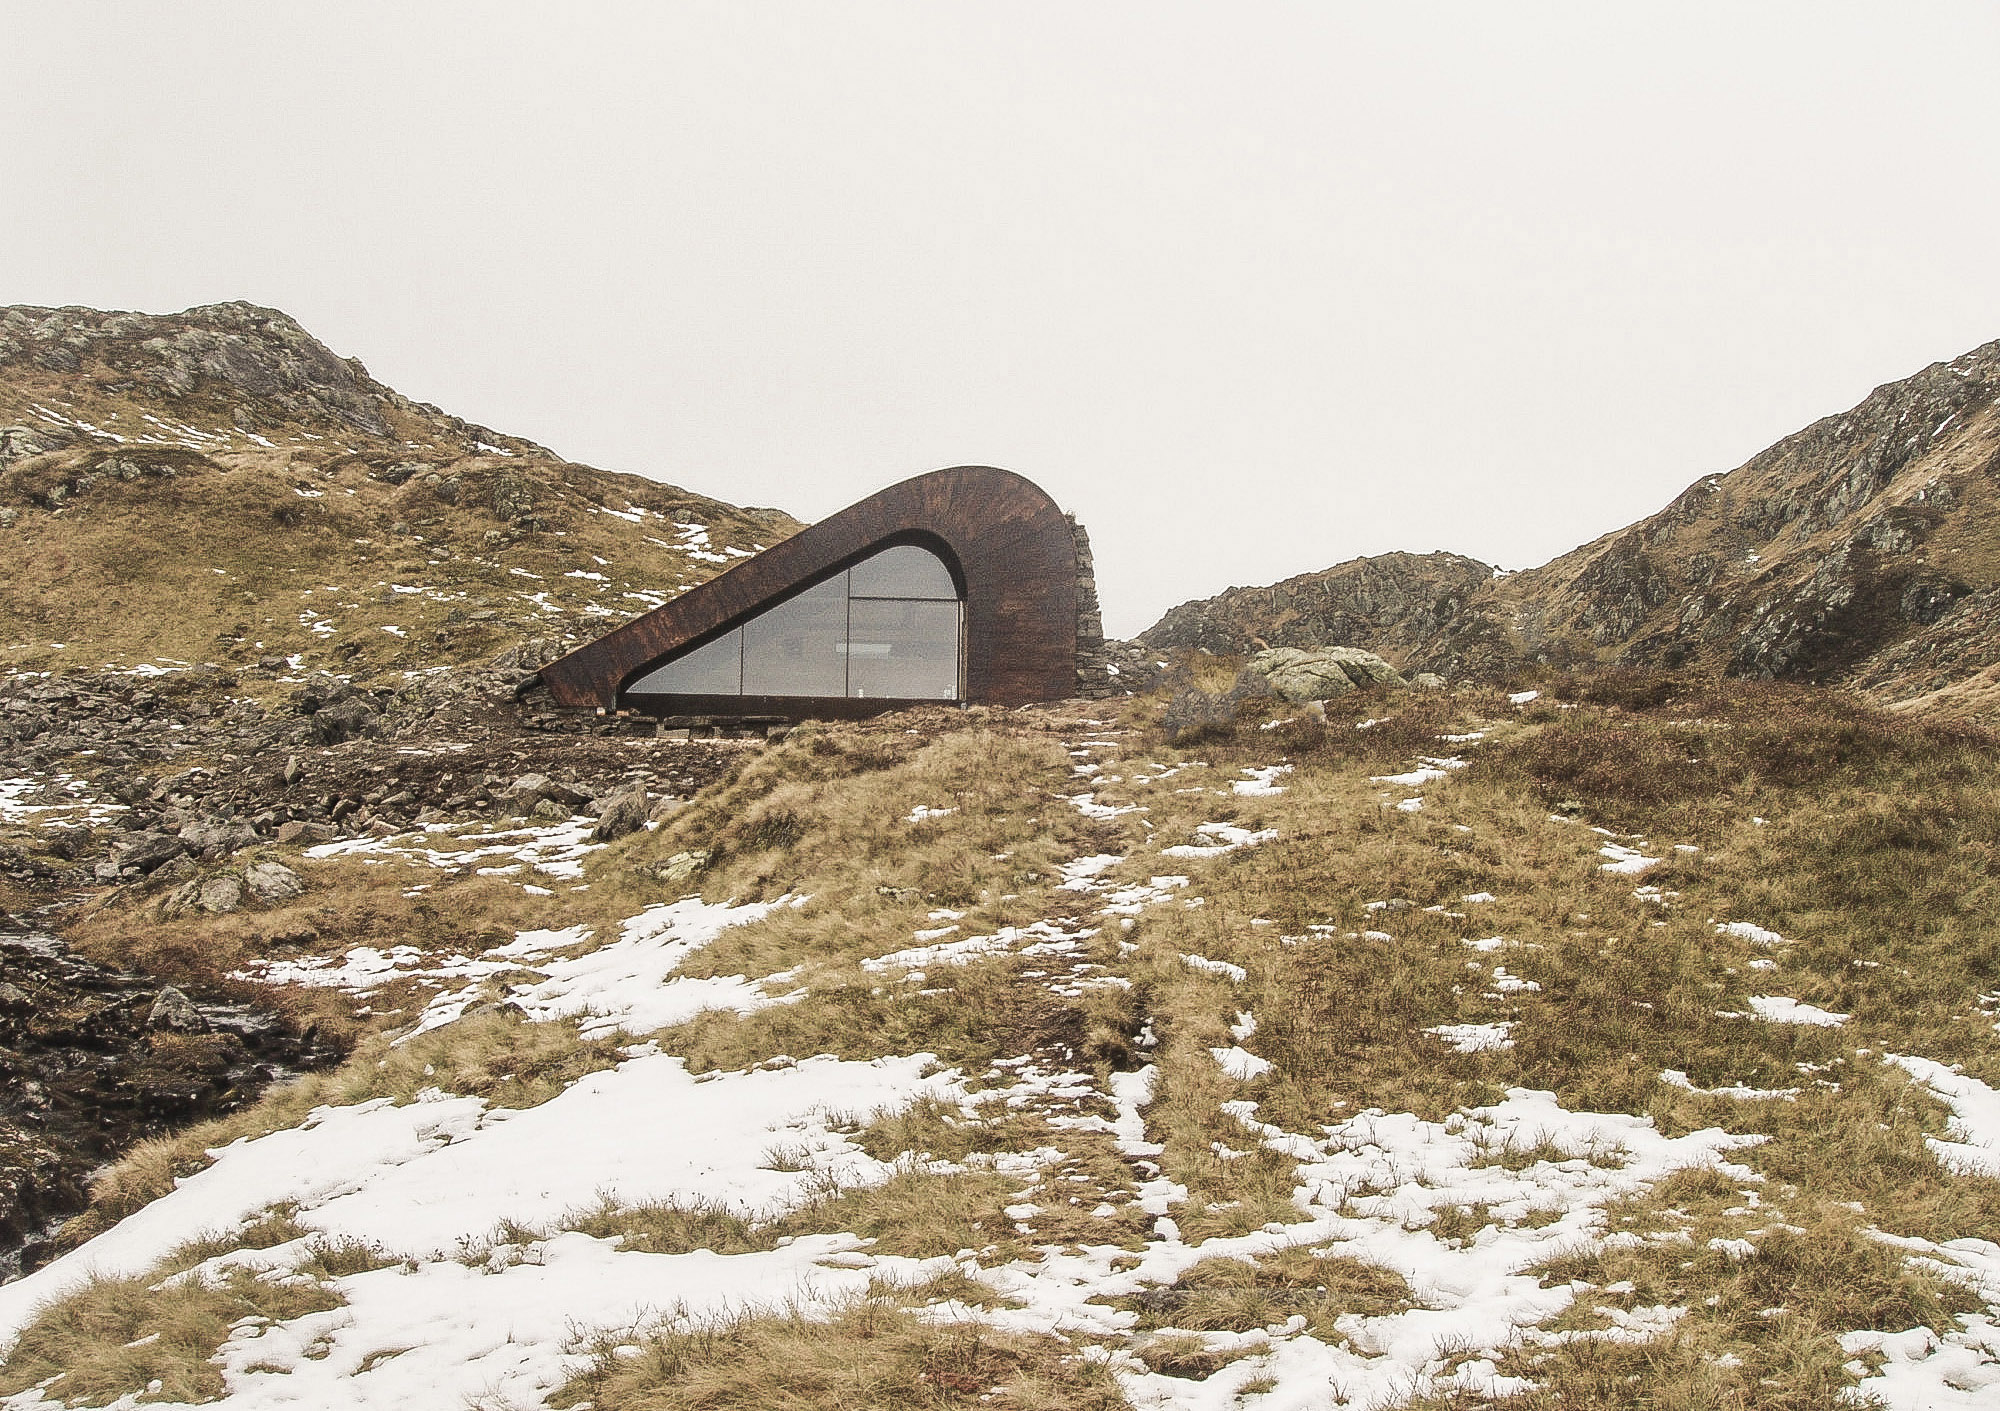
1885,1055,2000,1178
1370,756,1466,788
1162,823,1277,859
1067,791,1145,820
305,816,604,880
1717,920,1787,946
1183,953,1248,984
903,803,956,823
1597,843,1661,875
1232,764,1293,796
1212,1045,1274,1081
411,895,809,1041
1840,1316,2000,1410
1100,875,1189,917
1428,1022,1516,1053
1659,1069,1800,1101
1509,689,1541,705
0,774,126,827
1058,853,1124,890
969,1085,1764,1410
1746,995,1849,1028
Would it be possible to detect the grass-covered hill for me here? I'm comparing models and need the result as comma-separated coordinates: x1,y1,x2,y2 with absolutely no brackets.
0,302,798,678
4,673,1997,1408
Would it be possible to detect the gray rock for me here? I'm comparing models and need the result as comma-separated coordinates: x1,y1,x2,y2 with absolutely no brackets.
1247,647,1408,702
198,874,246,914
0,981,30,1011
242,860,306,903
590,785,649,842
648,796,687,824
1411,672,1446,691
312,698,379,744
146,985,206,1032
655,849,710,886
509,773,591,808
179,817,259,855
100,830,187,878
0,508,16,529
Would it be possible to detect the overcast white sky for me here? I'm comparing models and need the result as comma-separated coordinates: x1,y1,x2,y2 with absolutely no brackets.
8,3,2000,635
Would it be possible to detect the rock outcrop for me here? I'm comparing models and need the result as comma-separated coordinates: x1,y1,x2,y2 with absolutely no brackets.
1138,336,2000,718
1247,647,1406,701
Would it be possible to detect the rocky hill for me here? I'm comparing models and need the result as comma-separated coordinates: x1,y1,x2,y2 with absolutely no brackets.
1141,337,2000,716
0,302,799,680
1137,551,1497,661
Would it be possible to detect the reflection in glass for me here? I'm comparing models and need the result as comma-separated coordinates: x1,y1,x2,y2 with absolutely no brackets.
627,543,964,704
627,627,741,695
847,599,961,699
743,574,848,696
848,543,957,600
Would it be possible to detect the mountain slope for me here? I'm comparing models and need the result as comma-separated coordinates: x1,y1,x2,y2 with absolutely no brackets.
1141,337,2000,714
0,302,799,678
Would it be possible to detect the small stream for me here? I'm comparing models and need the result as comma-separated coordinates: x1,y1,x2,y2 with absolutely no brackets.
0,923,339,1283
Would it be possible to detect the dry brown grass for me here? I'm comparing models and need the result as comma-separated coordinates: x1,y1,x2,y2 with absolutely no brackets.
0,1208,373,1407
1126,1247,1415,1339
554,1296,1129,1411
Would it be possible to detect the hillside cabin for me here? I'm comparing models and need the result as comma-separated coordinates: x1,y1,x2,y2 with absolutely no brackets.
535,466,1106,720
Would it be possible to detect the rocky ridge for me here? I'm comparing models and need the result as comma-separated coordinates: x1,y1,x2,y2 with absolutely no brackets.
1140,338,2000,716
0,302,799,679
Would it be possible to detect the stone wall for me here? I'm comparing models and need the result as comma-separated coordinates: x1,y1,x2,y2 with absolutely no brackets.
1070,515,1114,698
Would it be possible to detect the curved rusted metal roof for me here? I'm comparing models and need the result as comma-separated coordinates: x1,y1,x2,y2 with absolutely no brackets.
538,465,1080,712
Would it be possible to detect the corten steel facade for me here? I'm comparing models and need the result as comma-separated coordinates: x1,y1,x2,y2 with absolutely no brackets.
537,466,1098,719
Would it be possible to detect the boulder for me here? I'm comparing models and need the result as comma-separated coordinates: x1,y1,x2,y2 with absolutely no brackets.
97,831,187,880
242,860,306,903
590,785,649,842
654,849,710,886
197,874,246,914
146,985,206,1032
311,698,378,744
509,773,590,808
1247,647,1407,702
179,817,259,856
1411,672,1446,691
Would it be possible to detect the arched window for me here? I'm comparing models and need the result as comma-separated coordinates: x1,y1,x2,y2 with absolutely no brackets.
626,543,963,703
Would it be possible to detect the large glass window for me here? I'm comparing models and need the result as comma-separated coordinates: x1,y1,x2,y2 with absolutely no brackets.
626,543,963,703
743,574,847,696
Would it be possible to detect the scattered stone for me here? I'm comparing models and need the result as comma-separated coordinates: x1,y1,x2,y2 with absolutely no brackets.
0,982,30,1012
197,874,245,914
242,860,305,903
654,849,710,886
179,817,260,856
1411,672,1446,690
98,831,187,879
312,698,379,744
591,784,650,842
648,796,686,824
145,985,206,1032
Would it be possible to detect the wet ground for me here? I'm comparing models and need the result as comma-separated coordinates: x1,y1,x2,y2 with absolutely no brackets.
0,918,343,1282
